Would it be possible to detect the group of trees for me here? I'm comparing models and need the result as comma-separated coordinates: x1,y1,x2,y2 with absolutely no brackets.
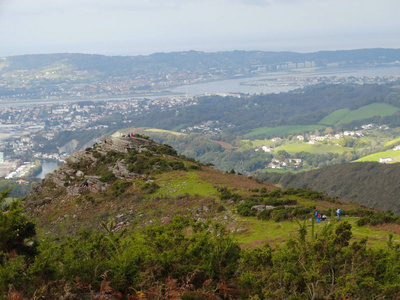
2,200,400,299
133,84,400,135
256,161,400,214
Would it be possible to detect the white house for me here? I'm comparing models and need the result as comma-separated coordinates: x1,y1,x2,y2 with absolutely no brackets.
379,157,394,163
261,145,273,152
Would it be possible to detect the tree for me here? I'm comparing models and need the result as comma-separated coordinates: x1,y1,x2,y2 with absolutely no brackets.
0,189,37,261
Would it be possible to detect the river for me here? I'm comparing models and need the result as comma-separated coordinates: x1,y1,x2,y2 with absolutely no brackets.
2,66,400,108
170,66,400,95
36,160,62,179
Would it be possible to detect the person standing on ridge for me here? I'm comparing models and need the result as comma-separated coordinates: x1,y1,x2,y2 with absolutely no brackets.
336,208,342,221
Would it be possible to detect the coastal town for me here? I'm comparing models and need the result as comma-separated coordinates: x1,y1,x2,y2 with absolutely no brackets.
0,95,197,179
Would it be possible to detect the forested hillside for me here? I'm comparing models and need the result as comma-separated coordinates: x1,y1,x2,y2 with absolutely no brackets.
134,84,400,135
256,161,400,214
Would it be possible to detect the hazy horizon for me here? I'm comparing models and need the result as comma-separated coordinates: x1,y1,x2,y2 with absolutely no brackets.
0,0,399,57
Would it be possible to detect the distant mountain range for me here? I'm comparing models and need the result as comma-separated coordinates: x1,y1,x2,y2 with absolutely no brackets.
1,48,400,99
4,48,400,73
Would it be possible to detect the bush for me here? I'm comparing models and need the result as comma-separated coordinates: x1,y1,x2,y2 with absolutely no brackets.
217,205,226,213
257,209,271,220
141,182,160,194
169,161,186,171
155,144,178,156
237,200,258,217
112,181,131,197
99,171,117,183
218,187,231,201
263,198,297,206
271,210,287,222
188,165,200,170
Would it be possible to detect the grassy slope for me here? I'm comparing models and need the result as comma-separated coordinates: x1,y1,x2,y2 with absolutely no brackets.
318,108,350,125
355,150,400,162
275,142,348,154
244,125,326,138
236,216,400,249
144,128,185,136
319,103,399,126
385,137,400,147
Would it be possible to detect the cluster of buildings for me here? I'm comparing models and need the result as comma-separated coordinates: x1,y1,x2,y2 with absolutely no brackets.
268,158,302,169
0,96,197,172
0,58,272,100
179,120,234,135
301,131,365,144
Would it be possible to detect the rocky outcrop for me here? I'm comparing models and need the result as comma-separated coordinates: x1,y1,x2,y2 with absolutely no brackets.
100,136,155,154
28,136,159,204
66,176,108,196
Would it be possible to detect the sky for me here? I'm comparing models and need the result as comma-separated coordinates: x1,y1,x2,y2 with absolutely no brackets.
0,0,399,56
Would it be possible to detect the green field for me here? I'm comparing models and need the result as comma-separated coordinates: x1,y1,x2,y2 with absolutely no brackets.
319,103,399,126
156,172,216,197
244,125,326,138
318,109,350,125
356,149,400,162
171,124,187,132
244,139,281,147
275,142,348,154
384,137,400,147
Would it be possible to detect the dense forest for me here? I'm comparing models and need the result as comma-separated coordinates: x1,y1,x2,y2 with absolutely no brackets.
133,84,400,135
256,161,400,214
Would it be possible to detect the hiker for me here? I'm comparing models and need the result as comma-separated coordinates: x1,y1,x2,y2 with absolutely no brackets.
317,213,321,223
336,208,342,221
322,214,327,221
315,211,318,223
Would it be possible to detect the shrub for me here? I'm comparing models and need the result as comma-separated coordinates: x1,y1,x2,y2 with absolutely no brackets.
263,198,297,206
217,187,231,201
257,209,271,220
169,161,186,171
217,205,226,213
271,210,287,222
99,171,117,183
188,165,201,170
112,181,131,197
141,182,160,194
155,144,178,156
92,151,102,159
237,200,258,217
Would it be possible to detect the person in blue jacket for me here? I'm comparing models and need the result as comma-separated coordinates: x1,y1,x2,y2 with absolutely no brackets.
336,208,342,221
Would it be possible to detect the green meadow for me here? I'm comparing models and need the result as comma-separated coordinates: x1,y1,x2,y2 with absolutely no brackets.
275,142,348,154
244,125,326,138
355,149,400,162
319,103,399,126
156,171,216,197
384,137,400,147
